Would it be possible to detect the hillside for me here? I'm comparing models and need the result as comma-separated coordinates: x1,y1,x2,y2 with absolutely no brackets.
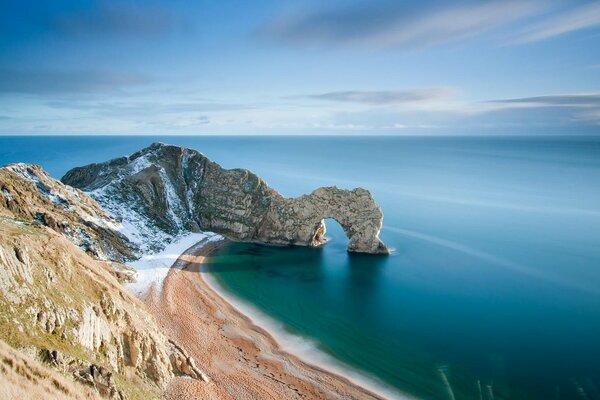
0,163,205,399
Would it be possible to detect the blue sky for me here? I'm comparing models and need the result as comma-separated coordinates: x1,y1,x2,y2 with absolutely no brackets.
1,0,600,135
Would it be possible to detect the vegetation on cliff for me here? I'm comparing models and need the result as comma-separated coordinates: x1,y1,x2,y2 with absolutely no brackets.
0,164,205,399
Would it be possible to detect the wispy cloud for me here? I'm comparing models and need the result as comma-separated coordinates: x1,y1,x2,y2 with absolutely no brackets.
489,93,600,107
305,90,600,132
0,69,151,95
475,92,600,126
515,2,600,43
45,99,250,116
259,0,540,49
293,87,456,105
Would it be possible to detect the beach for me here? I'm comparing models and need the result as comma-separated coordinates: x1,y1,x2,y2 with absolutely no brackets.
140,239,388,400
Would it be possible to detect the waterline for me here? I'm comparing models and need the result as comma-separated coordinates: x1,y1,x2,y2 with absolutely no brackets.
203,270,411,400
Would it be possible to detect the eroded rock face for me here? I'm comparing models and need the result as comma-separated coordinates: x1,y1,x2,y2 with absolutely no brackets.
0,164,136,262
62,143,388,254
0,165,207,398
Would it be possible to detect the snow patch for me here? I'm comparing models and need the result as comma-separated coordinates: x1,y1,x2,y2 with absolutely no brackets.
5,163,40,183
128,154,153,174
158,167,185,229
181,150,196,215
85,152,184,254
47,191,68,208
75,146,214,258
5,163,72,210
125,232,223,296
1,188,12,201
81,214,122,232
89,185,171,254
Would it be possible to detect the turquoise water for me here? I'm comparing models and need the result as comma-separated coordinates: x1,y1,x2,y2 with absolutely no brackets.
2,135,600,399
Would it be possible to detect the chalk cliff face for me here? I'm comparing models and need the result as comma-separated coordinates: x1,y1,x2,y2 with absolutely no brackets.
0,164,206,399
62,143,388,254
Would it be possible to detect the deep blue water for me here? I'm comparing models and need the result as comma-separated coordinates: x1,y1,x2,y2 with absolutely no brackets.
1,135,600,399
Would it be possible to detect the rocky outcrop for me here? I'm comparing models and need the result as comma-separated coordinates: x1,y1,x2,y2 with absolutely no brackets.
0,339,103,400
257,186,388,254
0,165,207,399
41,349,122,399
0,163,136,262
62,143,388,254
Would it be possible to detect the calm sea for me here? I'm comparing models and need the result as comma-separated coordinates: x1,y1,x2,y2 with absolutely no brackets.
2,135,600,399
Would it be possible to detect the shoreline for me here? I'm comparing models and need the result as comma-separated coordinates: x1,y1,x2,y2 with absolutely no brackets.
201,247,407,400
140,238,405,400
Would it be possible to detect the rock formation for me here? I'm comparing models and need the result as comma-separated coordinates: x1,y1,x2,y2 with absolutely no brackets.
0,339,103,400
0,164,206,399
1,163,136,262
62,143,388,254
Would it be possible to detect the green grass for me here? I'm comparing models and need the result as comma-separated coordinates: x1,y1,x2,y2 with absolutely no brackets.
114,374,161,400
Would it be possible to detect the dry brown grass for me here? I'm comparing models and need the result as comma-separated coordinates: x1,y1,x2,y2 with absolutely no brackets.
0,339,102,400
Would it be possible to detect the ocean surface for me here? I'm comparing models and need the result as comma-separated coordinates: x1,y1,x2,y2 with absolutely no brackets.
1,135,599,399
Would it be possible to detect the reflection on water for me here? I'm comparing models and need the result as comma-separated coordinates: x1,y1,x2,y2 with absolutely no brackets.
2,135,600,399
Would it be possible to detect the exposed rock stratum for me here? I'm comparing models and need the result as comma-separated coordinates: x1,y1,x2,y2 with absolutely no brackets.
0,164,206,399
62,143,389,254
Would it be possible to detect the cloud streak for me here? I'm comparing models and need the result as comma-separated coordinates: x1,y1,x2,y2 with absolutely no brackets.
45,100,251,116
295,87,456,105
489,93,600,107
259,0,540,49
0,69,151,95
515,2,600,43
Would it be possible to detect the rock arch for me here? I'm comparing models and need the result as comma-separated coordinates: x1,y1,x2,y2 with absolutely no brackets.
256,187,389,254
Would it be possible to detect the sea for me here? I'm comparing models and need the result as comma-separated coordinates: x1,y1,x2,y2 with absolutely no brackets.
1,135,599,399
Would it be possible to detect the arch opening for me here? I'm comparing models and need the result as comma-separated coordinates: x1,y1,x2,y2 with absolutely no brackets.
310,218,349,248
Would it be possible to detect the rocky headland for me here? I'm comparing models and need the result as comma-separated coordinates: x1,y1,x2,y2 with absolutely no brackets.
0,145,391,399
62,143,388,255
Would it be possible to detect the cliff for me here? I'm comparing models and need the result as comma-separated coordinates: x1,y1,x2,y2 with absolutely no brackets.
62,143,388,254
0,164,206,399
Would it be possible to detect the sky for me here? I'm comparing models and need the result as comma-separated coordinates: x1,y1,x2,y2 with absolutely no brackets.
1,0,600,135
